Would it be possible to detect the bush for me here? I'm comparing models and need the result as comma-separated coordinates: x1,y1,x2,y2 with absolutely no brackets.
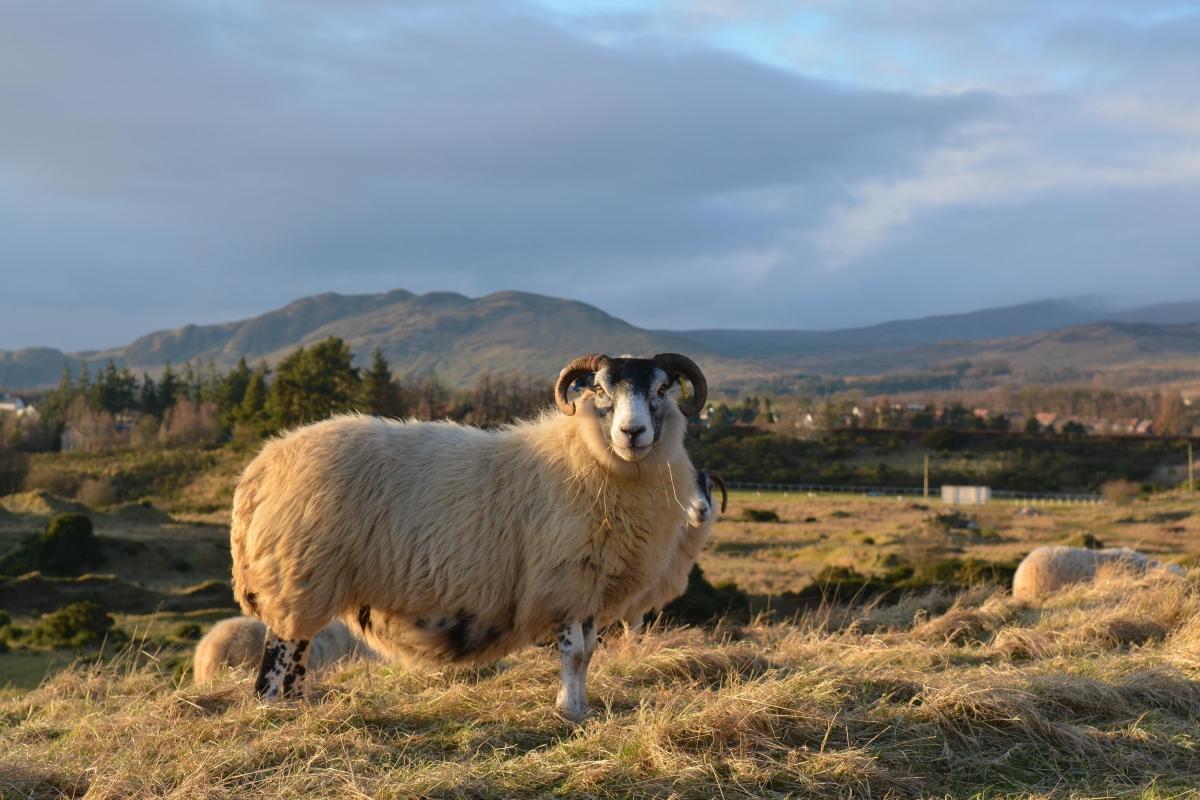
0,513,105,577
37,513,101,575
0,447,29,495
29,601,121,648
741,508,780,523
901,558,1017,590
172,622,202,641
158,399,222,448
1064,532,1104,549
0,610,12,647
789,565,898,603
77,477,119,509
922,428,964,450
131,416,161,451
21,465,80,497
1103,480,1140,506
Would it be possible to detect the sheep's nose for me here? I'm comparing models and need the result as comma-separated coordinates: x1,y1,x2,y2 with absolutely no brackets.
621,425,646,440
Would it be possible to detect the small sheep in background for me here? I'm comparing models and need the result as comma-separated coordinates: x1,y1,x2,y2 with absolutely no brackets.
193,617,368,684
1012,545,1185,602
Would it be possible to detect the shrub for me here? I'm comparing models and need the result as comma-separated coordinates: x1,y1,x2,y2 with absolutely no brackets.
172,622,202,641
21,465,80,497
0,513,105,577
131,416,161,451
77,477,119,509
742,508,780,523
37,513,101,575
158,399,222,448
902,557,1017,590
29,601,121,648
1103,480,1140,506
0,447,29,495
922,428,964,450
1064,532,1103,549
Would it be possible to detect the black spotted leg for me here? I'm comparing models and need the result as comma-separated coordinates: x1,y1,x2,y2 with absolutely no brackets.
254,628,312,700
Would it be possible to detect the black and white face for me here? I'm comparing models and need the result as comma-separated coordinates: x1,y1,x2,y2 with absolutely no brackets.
589,358,672,461
695,471,714,510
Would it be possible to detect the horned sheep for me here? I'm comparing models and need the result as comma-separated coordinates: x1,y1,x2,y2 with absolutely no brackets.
230,353,710,720
193,617,367,684
1012,545,1185,602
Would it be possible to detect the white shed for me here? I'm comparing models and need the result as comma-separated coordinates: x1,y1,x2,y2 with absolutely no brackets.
942,485,991,505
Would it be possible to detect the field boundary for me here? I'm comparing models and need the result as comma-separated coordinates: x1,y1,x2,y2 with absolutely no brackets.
725,481,1103,504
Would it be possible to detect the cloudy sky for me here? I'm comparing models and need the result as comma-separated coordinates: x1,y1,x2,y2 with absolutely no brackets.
2,0,1199,350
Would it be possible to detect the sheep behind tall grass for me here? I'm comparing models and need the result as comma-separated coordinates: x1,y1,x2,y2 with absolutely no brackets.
1012,545,1184,602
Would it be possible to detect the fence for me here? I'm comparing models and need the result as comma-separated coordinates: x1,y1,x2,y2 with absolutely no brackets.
724,481,1103,504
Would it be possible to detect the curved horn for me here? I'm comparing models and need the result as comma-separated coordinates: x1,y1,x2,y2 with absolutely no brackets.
554,354,609,415
653,353,707,417
708,472,728,514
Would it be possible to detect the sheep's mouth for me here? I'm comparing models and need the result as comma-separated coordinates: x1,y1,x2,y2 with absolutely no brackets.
614,443,653,461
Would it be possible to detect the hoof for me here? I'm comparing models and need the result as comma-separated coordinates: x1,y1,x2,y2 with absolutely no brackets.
556,701,594,723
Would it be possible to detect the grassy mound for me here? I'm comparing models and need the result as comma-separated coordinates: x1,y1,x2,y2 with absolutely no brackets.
104,500,174,526
1,569,1197,798
0,573,234,616
0,490,88,517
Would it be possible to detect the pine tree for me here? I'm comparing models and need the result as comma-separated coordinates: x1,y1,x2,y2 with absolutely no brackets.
360,348,398,417
235,364,271,435
140,374,161,417
158,362,180,411
265,338,361,429
219,357,252,429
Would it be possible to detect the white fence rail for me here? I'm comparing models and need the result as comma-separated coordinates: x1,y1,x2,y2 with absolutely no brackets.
724,481,1103,504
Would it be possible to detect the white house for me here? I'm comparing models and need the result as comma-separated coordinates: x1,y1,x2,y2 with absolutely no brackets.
0,394,29,416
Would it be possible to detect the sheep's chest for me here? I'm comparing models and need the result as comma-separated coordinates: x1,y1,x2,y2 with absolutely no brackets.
583,486,683,609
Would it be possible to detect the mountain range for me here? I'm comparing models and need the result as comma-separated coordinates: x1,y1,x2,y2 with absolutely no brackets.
2,290,1199,394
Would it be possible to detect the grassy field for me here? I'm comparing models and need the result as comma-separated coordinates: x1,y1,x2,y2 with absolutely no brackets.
2,482,1200,797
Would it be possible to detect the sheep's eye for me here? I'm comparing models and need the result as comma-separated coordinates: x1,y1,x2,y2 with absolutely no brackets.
657,383,669,396
594,386,607,399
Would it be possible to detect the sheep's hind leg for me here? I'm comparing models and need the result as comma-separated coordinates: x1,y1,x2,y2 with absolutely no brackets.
254,629,312,700
554,617,597,722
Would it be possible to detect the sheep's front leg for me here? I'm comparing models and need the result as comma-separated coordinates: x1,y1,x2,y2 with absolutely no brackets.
254,629,311,700
554,617,596,722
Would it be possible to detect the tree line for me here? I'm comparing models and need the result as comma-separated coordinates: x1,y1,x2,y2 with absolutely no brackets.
1,337,551,452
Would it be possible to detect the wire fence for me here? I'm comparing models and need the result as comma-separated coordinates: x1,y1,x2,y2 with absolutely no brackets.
724,481,1103,504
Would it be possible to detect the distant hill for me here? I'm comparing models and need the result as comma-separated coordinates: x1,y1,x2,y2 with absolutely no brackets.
0,290,712,389
667,299,1115,357
2,290,1199,392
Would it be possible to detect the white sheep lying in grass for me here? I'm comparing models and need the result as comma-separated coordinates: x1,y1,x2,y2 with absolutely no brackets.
193,617,367,684
1012,545,1185,602
230,353,710,720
